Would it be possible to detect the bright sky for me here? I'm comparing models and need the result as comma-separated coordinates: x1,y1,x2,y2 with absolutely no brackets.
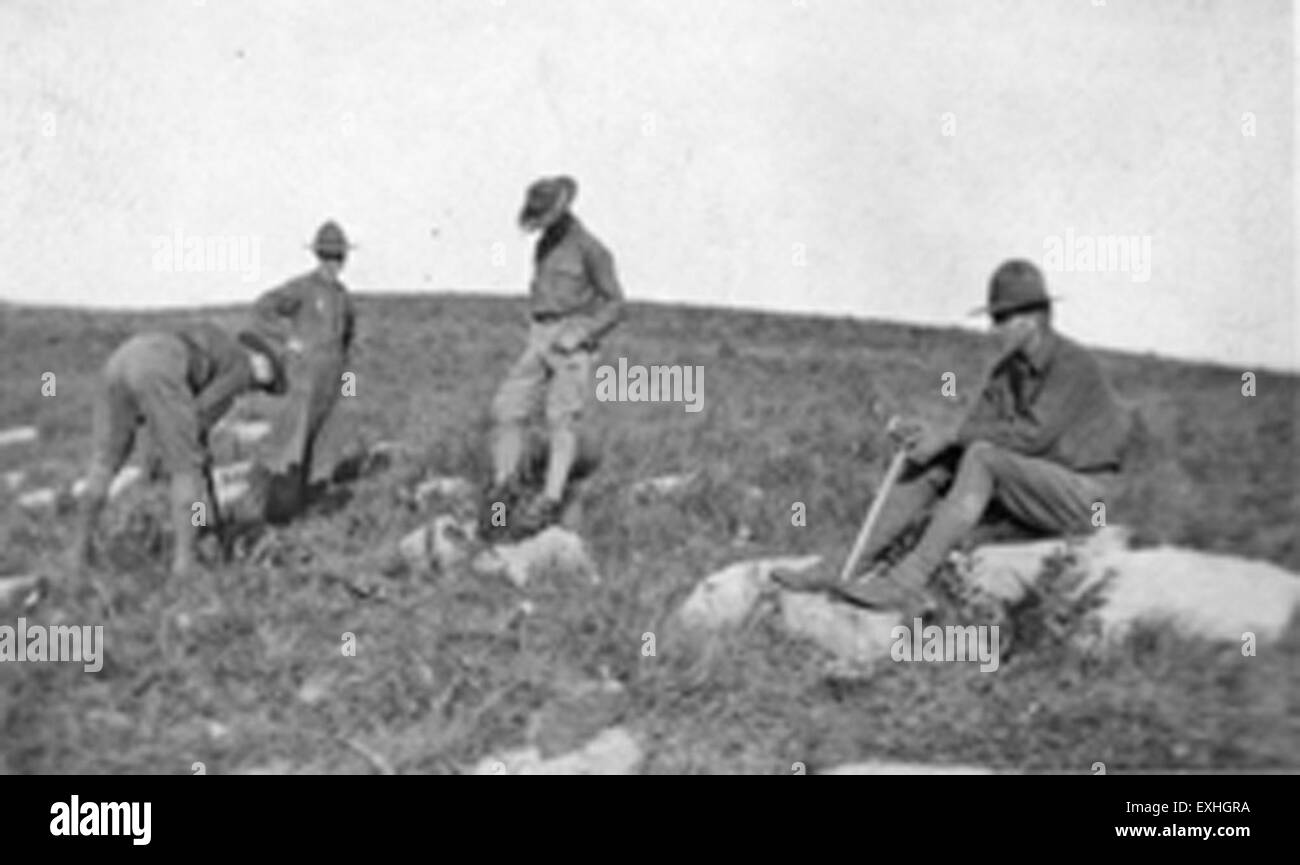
1,0,1294,370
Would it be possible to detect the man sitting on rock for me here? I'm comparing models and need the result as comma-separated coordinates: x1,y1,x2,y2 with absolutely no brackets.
72,322,288,578
778,259,1131,610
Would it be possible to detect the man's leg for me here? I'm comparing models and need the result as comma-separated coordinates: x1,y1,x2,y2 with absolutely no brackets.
855,459,954,566
841,441,1003,606
541,347,593,503
489,333,548,488
73,366,138,571
977,449,1109,535
131,353,210,579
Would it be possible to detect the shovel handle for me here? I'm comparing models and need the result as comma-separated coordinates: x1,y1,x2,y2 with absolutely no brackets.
839,449,909,583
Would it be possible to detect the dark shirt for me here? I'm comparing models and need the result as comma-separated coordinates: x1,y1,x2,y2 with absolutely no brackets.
530,216,624,344
252,266,356,354
955,328,1129,472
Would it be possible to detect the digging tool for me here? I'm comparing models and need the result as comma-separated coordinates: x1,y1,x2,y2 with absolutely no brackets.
838,447,908,584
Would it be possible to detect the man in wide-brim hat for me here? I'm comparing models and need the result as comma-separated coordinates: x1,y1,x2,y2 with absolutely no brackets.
777,258,1132,610
73,322,289,578
484,175,625,535
245,220,358,521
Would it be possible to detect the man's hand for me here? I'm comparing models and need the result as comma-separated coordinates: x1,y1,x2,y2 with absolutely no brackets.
552,325,588,355
887,416,949,466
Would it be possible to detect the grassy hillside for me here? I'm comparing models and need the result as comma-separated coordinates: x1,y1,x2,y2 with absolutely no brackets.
1,294,1296,774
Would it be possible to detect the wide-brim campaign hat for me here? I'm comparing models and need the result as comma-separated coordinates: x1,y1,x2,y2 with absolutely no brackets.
519,176,577,227
970,259,1062,318
237,330,289,395
307,220,355,257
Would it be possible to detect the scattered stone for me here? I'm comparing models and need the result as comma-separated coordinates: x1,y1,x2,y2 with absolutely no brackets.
677,555,822,632
0,426,38,449
212,461,254,507
0,574,44,610
3,470,25,491
473,526,599,588
629,472,698,498
215,418,273,445
778,590,901,667
16,487,58,510
471,727,643,775
413,476,476,505
958,526,1300,643
819,761,995,775
297,673,334,706
399,514,476,573
71,465,144,500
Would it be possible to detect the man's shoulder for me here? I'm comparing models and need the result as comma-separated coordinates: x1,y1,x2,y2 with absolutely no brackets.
570,220,613,259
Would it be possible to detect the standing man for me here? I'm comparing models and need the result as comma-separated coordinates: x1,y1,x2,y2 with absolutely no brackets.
73,322,287,578
486,176,625,534
779,259,1131,610
249,220,357,520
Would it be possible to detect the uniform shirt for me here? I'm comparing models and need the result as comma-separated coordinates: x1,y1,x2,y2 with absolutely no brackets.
529,216,624,345
252,266,356,354
174,323,257,432
955,328,1130,472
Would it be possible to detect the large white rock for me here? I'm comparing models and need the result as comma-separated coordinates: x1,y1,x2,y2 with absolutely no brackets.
677,555,822,631
473,526,599,589
778,590,901,666
471,727,643,775
958,526,1300,642
0,426,38,448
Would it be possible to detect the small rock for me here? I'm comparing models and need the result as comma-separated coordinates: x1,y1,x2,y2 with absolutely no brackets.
72,465,144,500
777,590,901,667
17,487,58,510
3,470,25,491
399,515,476,573
297,674,333,706
629,472,698,498
819,761,995,775
677,555,822,632
414,476,476,505
471,727,643,775
0,574,44,609
0,426,38,449
474,527,599,588
216,419,273,444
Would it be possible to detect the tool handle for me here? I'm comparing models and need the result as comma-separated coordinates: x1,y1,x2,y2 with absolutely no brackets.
839,449,908,583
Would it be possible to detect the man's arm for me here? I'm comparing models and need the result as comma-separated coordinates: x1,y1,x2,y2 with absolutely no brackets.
954,362,1080,457
578,241,625,345
194,361,256,433
251,279,307,341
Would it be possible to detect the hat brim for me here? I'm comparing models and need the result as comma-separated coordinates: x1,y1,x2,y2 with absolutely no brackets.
519,181,576,227
969,295,1063,318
